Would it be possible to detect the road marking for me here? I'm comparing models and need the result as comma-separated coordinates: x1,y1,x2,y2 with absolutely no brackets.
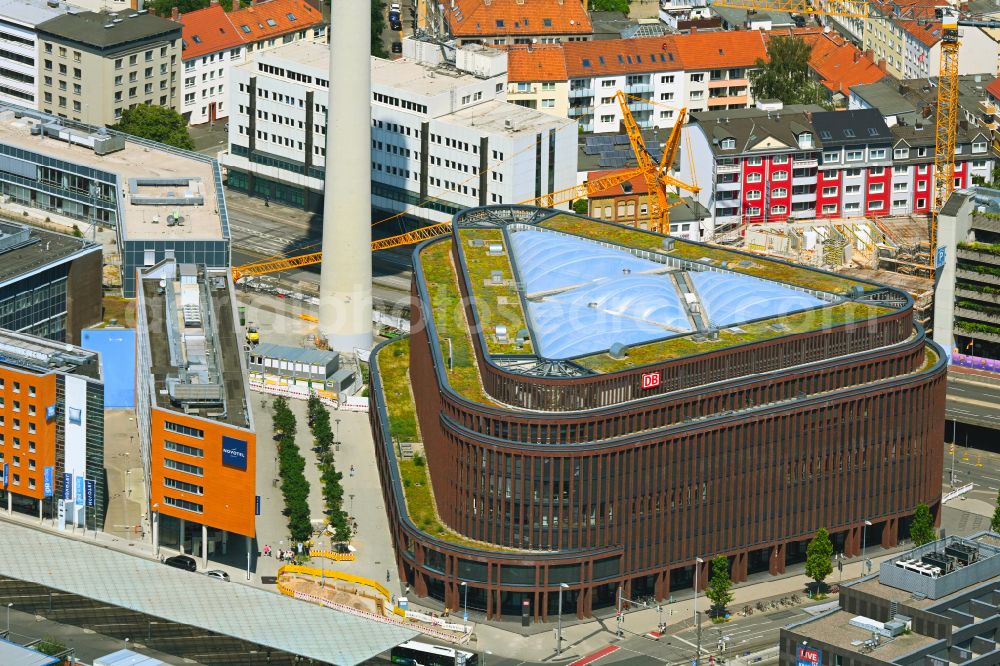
568,645,621,666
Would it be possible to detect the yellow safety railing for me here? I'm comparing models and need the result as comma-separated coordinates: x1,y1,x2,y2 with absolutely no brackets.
308,548,357,562
278,564,391,600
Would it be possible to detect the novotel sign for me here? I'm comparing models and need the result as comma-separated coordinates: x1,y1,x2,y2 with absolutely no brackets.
221,436,248,470
797,646,822,666
641,371,661,390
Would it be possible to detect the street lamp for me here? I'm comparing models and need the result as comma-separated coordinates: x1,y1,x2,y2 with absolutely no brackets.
862,519,873,575
694,556,704,666
460,581,468,624
6,602,12,636
556,582,569,656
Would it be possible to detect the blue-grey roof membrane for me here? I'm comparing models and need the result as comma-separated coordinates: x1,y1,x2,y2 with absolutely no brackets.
507,228,828,360
510,228,665,295
690,271,825,327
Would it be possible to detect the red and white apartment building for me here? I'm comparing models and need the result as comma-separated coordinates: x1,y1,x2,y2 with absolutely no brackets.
683,105,994,236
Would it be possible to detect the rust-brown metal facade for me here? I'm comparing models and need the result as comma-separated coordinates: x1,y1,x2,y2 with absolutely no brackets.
369,207,947,622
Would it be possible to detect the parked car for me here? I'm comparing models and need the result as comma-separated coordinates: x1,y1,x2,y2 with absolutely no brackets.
163,555,197,572
390,3,401,12
390,17,402,31
391,41,402,54
205,570,230,581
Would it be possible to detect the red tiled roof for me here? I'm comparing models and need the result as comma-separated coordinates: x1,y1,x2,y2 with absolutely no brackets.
179,5,242,61
507,45,567,82
587,169,650,198
870,0,940,47
562,36,683,78
229,0,322,42
671,30,768,71
986,77,1000,101
773,28,887,94
445,0,592,38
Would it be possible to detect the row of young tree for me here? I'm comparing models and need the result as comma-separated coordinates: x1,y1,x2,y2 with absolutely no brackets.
272,397,312,543
703,500,990,617
307,394,352,543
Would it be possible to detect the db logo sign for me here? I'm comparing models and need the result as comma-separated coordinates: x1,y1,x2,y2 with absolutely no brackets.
641,372,661,390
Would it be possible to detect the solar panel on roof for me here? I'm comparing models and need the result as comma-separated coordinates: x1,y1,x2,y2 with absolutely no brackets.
614,135,630,145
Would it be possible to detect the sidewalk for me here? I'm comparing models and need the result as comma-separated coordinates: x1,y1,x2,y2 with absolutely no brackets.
467,502,992,662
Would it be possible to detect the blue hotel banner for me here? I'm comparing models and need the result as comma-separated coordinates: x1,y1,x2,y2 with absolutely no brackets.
85,479,96,507
63,473,72,500
43,467,53,498
75,476,84,506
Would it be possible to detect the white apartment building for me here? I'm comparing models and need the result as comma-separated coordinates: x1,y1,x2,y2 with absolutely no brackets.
223,40,578,218
177,0,326,126
514,33,766,133
0,0,74,108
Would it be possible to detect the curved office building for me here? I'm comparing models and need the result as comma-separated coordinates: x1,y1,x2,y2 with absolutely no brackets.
370,206,946,621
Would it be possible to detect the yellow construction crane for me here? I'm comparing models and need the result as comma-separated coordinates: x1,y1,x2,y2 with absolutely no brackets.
711,0,1000,276
231,91,698,281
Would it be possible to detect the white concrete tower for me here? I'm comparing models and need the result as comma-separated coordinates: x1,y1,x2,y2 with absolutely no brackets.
319,0,373,352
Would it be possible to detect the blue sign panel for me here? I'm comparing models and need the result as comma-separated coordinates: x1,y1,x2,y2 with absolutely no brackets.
63,473,73,500
1,463,7,487
43,467,53,498
75,476,84,506
85,479,96,507
255,495,261,516
935,246,947,270
45,404,56,421
221,436,248,470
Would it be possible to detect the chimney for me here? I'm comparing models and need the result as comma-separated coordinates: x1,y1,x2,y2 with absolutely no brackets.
690,25,697,33
232,0,238,11
250,0,256,5
878,58,886,70
853,50,860,63
171,5,178,20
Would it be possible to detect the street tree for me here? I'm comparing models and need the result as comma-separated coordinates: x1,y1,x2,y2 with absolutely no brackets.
572,199,590,215
705,555,734,617
805,528,834,592
749,35,828,107
991,488,1000,532
589,0,630,12
372,0,388,58
113,105,194,150
910,503,936,546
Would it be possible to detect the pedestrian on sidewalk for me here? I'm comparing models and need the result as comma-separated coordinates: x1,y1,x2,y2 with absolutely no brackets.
349,465,354,477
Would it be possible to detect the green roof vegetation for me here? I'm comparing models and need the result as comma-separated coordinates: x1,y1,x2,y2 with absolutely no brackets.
456,228,532,355
419,239,496,405
920,344,939,373
376,337,525,552
958,241,1000,257
538,213,870,296
576,302,892,372
376,340,418,442
539,213,669,252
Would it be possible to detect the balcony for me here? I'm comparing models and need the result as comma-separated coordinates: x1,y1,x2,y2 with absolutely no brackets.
955,307,1000,325
625,82,653,94
510,86,537,95
568,105,594,117
715,179,741,190
956,287,1000,304
714,163,740,174
956,268,1000,286
793,159,818,169
569,88,594,98
791,192,817,203
626,100,653,112
957,246,1000,265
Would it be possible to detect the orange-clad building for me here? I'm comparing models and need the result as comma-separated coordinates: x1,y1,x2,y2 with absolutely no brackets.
135,260,256,564
0,330,105,529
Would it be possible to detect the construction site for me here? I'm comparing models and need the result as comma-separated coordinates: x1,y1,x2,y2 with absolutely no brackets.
727,216,935,330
